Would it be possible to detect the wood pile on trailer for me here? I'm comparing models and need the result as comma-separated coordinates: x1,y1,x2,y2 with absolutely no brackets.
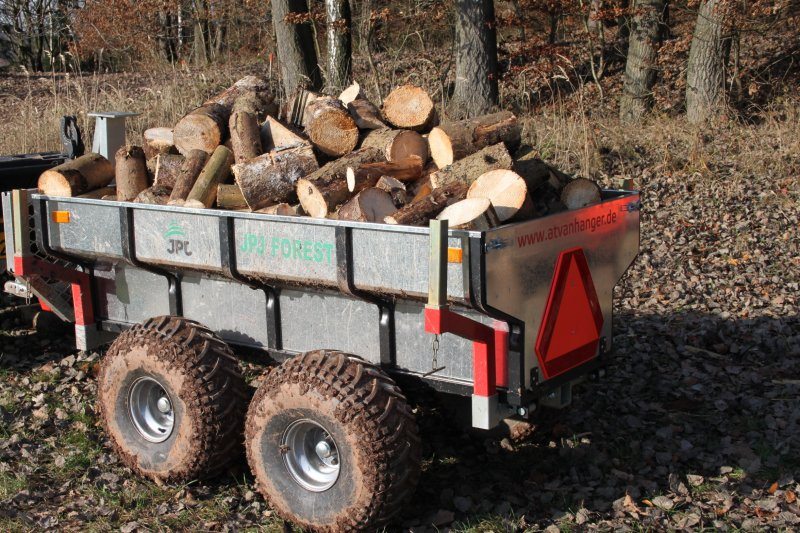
37,76,602,229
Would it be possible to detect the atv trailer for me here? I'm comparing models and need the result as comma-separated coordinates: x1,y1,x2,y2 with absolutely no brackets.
2,187,639,530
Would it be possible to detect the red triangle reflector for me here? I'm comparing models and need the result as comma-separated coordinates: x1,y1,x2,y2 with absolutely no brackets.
535,248,603,380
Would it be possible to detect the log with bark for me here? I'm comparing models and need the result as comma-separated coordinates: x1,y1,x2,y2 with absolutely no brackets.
233,144,318,210
38,153,114,197
346,156,423,194
375,176,407,207
216,183,248,209
260,116,308,152
428,111,521,167
115,145,149,202
255,203,297,216
429,142,513,189
347,98,385,129
283,89,320,127
173,103,228,155
381,85,436,130
229,107,263,164
204,75,272,112
296,147,382,218
149,153,185,188
436,197,500,230
560,178,602,210
229,91,278,122
385,182,468,226
78,186,116,199
183,145,234,208
142,127,177,160
467,169,533,222
360,128,429,163
304,96,359,157
134,185,173,205
337,188,397,222
168,149,209,205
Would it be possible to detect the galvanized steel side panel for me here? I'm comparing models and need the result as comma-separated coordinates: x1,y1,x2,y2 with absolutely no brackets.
233,218,337,285
47,201,124,259
3,192,15,271
133,210,222,271
93,263,170,322
484,193,640,387
181,276,271,347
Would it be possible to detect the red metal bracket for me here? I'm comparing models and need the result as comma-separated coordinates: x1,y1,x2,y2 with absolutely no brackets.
424,306,508,397
14,255,94,326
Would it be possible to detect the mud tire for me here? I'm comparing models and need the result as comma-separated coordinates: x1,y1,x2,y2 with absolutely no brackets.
245,350,421,532
97,316,247,483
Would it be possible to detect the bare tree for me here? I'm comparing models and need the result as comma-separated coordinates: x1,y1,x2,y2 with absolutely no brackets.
686,0,730,123
325,0,351,93
272,0,322,96
619,0,668,123
449,0,499,118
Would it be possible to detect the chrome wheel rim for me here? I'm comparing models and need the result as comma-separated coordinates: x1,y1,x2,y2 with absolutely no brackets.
128,376,175,443
281,419,340,492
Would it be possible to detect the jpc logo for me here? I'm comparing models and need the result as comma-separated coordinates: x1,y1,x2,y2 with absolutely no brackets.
164,221,192,256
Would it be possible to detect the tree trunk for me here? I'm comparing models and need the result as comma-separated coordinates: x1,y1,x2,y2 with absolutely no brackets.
361,128,429,163
449,0,499,117
428,111,520,167
168,149,209,205
686,0,730,124
272,0,323,96
150,154,185,188
135,185,173,205
229,110,263,163
233,145,319,209
560,178,602,210
385,182,468,226
173,103,228,155
216,184,248,209
38,153,114,197
261,116,309,151
429,142,513,189
115,145,149,202
143,127,177,160
184,145,234,208
619,0,667,123
325,0,352,93
346,157,424,193
347,98,385,129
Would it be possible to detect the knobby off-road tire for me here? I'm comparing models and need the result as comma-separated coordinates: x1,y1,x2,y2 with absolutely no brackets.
97,316,247,483
245,350,421,532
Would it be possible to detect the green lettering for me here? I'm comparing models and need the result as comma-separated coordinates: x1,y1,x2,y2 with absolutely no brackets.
322,243,334,264
293,240,302,259
313,243,324,263
281,238,291,258
256,236,265,255
303,241,313,261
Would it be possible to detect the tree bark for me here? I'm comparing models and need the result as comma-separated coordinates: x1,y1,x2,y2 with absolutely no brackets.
150,154,185,188
336,188,396,222
375,176,408,207
325,0,352,93
686,0,730,123
135,185,173,205
206,76,273,114
361,128,429,162
38,153,114,197
184,145,234,208
346,157,423,193
347,98,385,129
429,142,513,189
168,149,209,205
449,0,499,117
428,111,520,167
385,182,468,226
272,0,323,96
233,145,319,209
229,109,263,163
619,0,667,123
115,145,149,202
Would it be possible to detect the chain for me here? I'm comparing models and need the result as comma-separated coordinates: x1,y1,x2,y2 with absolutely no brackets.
423,333,446,377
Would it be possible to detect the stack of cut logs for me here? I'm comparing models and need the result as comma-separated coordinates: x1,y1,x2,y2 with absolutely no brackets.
37,76,602,230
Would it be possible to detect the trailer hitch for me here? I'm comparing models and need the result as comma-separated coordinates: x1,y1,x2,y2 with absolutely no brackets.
424,220,506,430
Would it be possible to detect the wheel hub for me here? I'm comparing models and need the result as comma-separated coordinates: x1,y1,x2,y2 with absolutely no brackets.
281,419,340,492
128,376,175,443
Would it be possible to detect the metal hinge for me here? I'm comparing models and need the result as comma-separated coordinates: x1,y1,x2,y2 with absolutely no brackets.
623,201,642,212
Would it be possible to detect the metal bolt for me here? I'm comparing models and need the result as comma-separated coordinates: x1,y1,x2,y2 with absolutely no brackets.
517,407,528,417
156,397,171,414
315,441,332,459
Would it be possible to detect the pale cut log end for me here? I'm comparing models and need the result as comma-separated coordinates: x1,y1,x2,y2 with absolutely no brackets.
436,197,499,230
143,127,176,160
389,130,429,164
296,178,329,218
467,169,530,222
338,82,363,105
346,167,356,192
428,127,454,167
183,199,207,209
382,85,435,130
561,178,602,210
174,112,224,155
38,170,72,197
255,203,297,216
306,99,359,157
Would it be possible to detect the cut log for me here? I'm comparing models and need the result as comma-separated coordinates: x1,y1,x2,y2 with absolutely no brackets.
347,99,385,129
337,188,397,222
114,145,148,202
561,178,602,209
381,85,435,130
173,103,228,155
230,91,278,121
338,81,364,105
204,75,272,112
467,169,534,222
428,111,521,167
430,142,512,189
101,194,117,201
255,203,297,216
346,156,423,194
436,197,500,230
216,183,248,209
78,186,116,199
282,89,320,127
233,144,318,210
411,179,432,203
134,185,173,205
296,147,383,218
38,153,114,197
142,127,176,160
513,146,571,191
375,176,408,207
260,116,308,152
361,128,429,163
229,108,262,164
183,145,234,208
168,149,209,205
385,182,468,226
304,96,359,157
150,153,185,188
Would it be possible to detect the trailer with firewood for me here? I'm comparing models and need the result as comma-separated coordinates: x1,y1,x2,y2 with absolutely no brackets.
1,77,640,531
